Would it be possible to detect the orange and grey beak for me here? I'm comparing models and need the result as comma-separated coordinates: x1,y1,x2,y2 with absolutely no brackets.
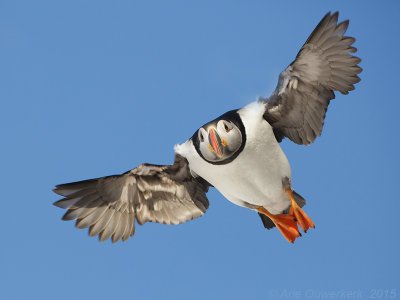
208,128,223,157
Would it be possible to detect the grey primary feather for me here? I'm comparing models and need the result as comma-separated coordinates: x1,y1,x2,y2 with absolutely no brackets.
262,12,362,145
53,154,210,243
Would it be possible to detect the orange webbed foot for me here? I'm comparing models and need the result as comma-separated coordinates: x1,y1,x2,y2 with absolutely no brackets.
257,207,301,243
286,189,315,233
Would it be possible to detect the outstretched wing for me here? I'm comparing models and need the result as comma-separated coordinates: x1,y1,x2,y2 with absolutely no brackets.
263,12,362,145
53,154,210,243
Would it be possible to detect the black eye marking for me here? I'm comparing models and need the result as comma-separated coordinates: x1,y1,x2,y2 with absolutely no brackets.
200,132,204,142
224,123,230,132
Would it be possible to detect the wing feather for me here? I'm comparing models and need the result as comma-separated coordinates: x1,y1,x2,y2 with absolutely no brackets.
263,12,362,145
53,154,210,243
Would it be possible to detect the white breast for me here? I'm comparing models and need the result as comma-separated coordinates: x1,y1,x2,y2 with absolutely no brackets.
175,101,292,214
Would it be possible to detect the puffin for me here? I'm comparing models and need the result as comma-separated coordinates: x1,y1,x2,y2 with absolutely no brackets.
53,12,362,243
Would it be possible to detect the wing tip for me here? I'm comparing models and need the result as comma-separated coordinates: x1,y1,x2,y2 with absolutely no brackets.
53,199,64,208
53,187,64,196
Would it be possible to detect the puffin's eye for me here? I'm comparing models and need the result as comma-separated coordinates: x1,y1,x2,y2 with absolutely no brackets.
200,133,204,142
224,123,230,132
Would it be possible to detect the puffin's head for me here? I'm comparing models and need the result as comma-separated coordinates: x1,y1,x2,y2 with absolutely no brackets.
192,110,246,165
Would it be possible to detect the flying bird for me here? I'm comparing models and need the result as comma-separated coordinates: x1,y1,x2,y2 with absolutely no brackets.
53,12,362,243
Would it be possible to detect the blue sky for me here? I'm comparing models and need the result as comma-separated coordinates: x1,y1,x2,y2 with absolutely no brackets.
1,1,399,299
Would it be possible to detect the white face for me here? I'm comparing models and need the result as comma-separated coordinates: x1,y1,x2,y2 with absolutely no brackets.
197,120,243,163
